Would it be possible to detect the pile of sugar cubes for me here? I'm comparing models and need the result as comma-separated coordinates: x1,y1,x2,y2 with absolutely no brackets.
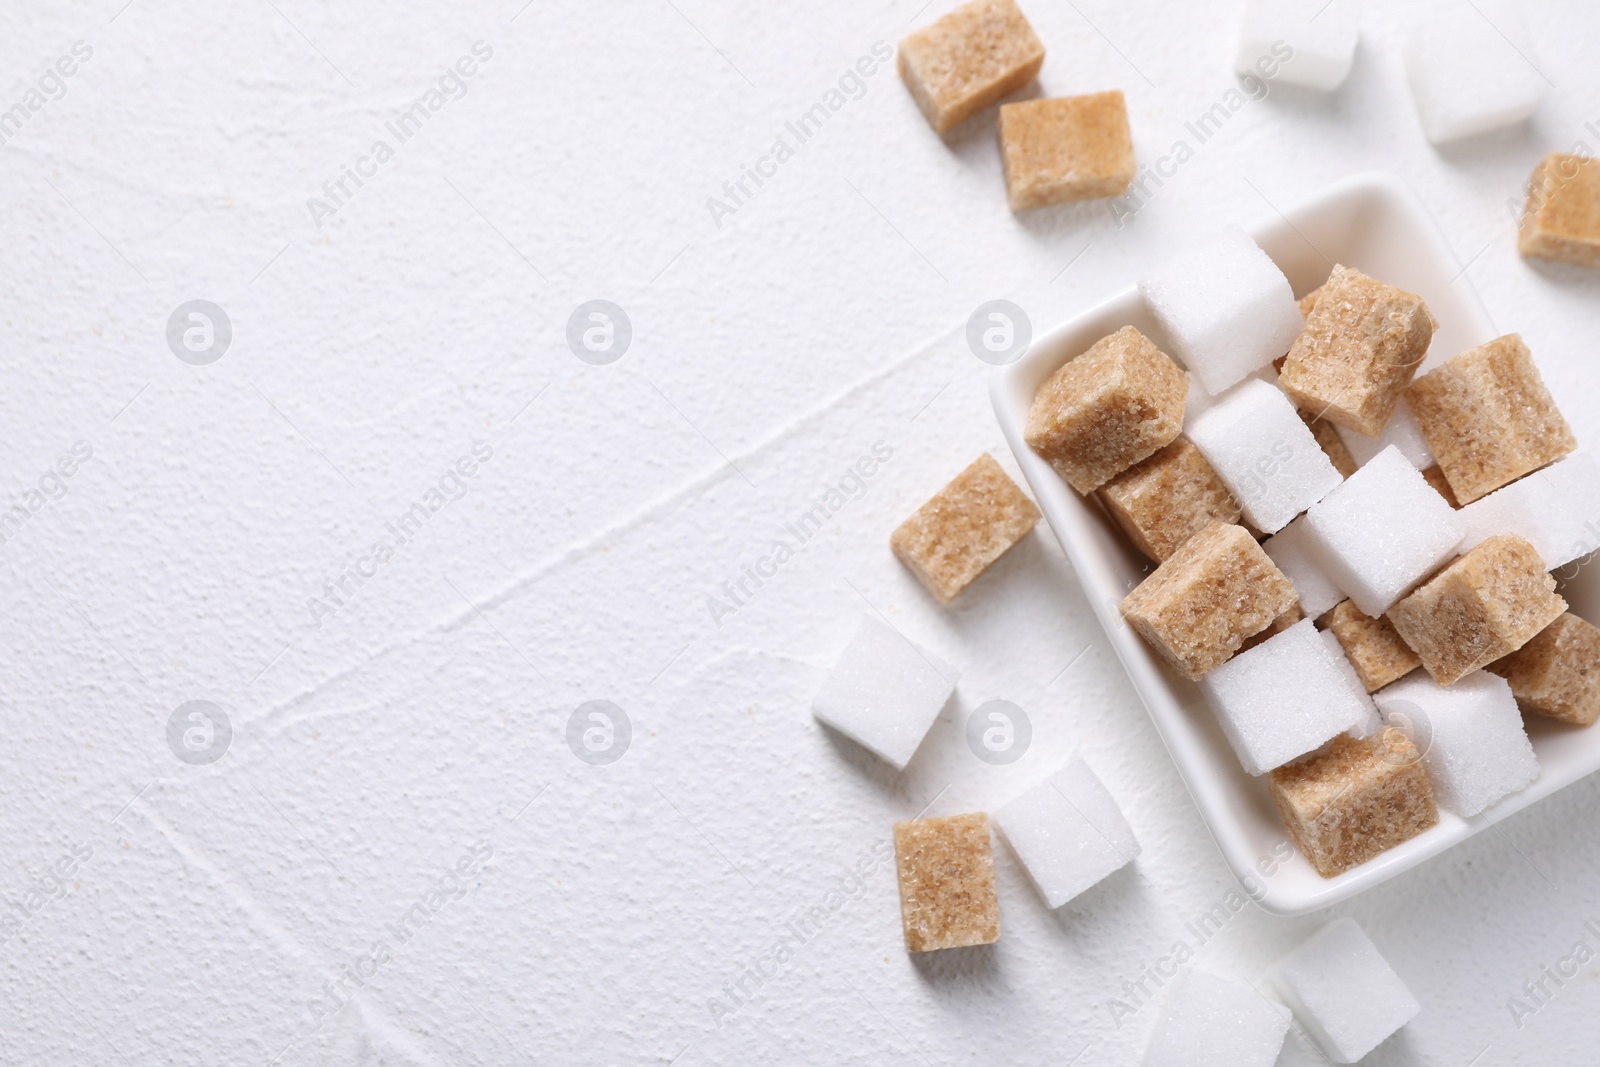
1021,223,1600,878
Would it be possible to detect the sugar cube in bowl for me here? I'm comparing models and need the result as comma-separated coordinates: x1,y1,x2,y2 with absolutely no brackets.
990,171,1600,915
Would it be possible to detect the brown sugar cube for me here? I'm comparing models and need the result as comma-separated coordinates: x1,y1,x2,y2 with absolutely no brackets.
1419,465,1460,509
1278,265,1435,437
1025,326,1186,495
998,91,1135,211
891,454,1041,604
1518,153,1600,269
893,813,1001,952
1487,612,1600,726
1405,334,1576,504
1270,729,1438,878
1387,534,1567,685
1301,411,1359,479
1098,437,1240,562
1240,601,1303,653
1323,599,1421,692
1271,287,1328,374
1120,522,1298,680
897,0,1044,135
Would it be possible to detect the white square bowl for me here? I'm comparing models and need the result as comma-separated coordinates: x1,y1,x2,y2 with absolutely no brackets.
991,171,1600,915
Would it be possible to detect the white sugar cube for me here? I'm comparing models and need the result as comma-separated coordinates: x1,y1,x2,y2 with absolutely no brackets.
1263,517,1344,618
1374,671,1538,817
1201,619,1374,775
1235,0,1360,92
1403,0,1548,145
1140,227,1304,396
995,753,1139,908
811,616,957,770
1188,378,1343,534
1458,452,1600,569
1272,918,1421,1063
1302,446,1465,616
1336,398,1435,471
1322,631,1382,738
1143,969,1291,1067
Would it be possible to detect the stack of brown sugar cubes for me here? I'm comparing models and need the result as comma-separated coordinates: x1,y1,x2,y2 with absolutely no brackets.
1020,225,1600,879
897,0,1136,211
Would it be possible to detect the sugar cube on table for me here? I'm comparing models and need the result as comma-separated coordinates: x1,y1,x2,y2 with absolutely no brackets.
1488,612,1600,726
1406,333,1575,504
994,754,1139,909
1099,437,1241,562
1122,522,1298,681
1303,412,1359,478
811,617,958,770
1201,618,1375,775
1420,464,1460,508
1388,534,1565,686
1271,729,1437,877
1519,153,1600,269
1264,517,1344,618
1234,0,1359,91
1375,671,1539,816
1026,326,1187,495
1140,227,1305,396
1402,0,1548,145
1280,265,1435,437
1336,397,1435,471
891,453,1041,604
1272,918,1421,1062
1141,969,1290,1067
998,91,1135,211
893,813,1001,952
1322,599,1422,693
1188,378,1343,534
1301,446,1464,617
1457,452,1600,570
897,0,1045,134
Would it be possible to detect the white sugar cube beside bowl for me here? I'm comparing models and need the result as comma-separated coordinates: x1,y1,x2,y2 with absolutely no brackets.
990,171,1600,915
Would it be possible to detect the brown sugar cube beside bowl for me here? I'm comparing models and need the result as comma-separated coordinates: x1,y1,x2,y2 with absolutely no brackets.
1120,522,1298,680
1405,333,1576,505
998,91,1135,211
1024,325,1186,495
891,454,1041,604
893,813,1001,952
1518,152,1600,269
897,0,1044,134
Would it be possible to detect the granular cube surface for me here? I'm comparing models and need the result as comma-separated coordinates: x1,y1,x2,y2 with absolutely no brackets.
1279,265,1435,437
1420,464,1460,508
1406,333,1575,504
1272,918,1422,1062
1140,227,1304,396
891,453,1041,603
1402,0,1547,145
1121,522,1298,680
897,0,1045,134
1302,446,1464,616
1488,612,1600,726
1264,517,1344,618
1188,378,1344,534
811,617,957,770
1322,630,1382,736
1337,398,1435,471
1270,729,1437,877
1304,412,1359,478
1243,601,1305,654
998,91,1135,211
1141,969,1291,1067
1323,599,1422,693
1099,437,1241,562
994,754,1139,909
1387,534,1565,685
1201,619,1375,776
1375,671,1540,816
1457,451,1600,569
893,813,1002,952
1234,0,1358,91
1026,326,1187,495
1519,152,1600,268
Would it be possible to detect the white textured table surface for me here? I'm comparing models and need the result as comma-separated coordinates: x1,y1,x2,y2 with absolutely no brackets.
3,1,1599,1063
